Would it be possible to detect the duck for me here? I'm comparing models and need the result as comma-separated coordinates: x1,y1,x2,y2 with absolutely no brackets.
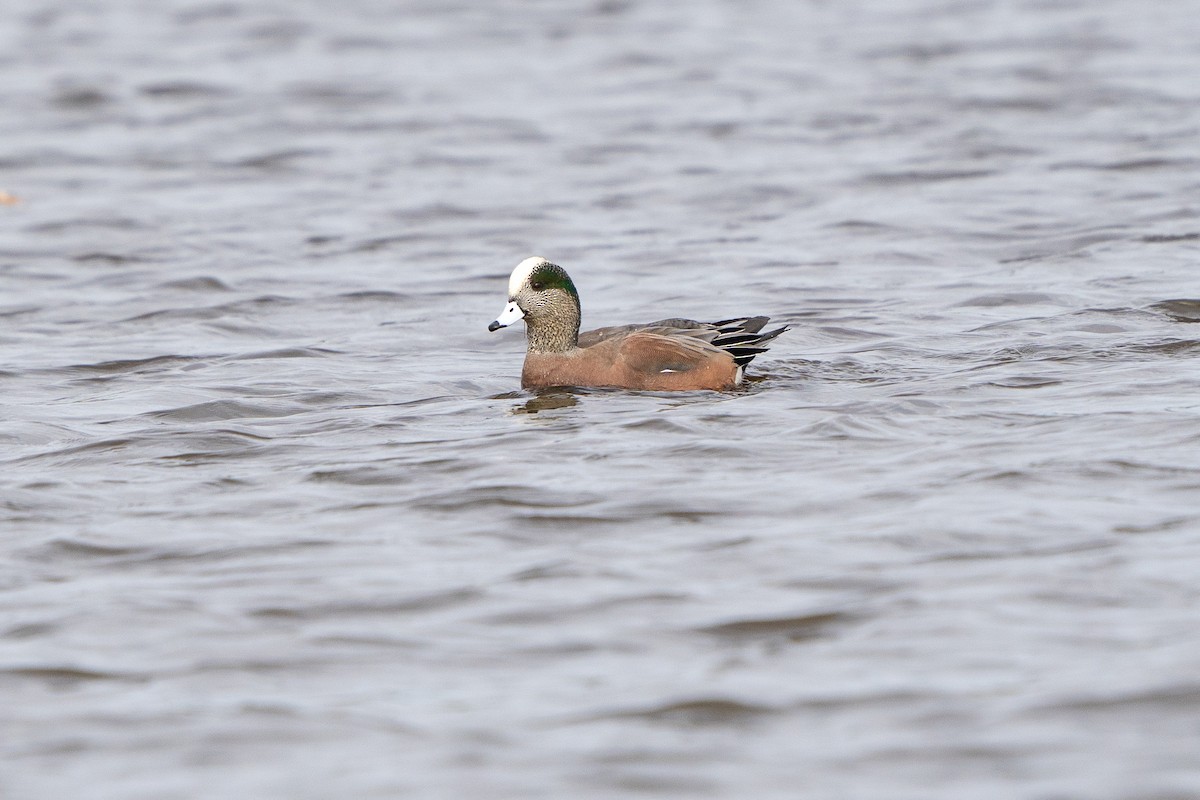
488,256,788,391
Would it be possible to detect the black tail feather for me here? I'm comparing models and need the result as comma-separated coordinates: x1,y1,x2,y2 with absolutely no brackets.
710,320,789,367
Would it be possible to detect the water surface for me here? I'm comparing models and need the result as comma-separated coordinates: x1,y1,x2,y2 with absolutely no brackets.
3,1,1200,797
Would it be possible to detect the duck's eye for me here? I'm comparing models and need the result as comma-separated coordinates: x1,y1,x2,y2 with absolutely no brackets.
530,281,545,291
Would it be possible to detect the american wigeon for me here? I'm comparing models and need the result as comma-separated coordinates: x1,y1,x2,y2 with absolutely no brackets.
488,256,788,391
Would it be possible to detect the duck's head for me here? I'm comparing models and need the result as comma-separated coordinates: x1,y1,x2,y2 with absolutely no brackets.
488,257,581,350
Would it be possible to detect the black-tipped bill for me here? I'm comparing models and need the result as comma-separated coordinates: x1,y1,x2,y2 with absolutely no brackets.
489,301,524,332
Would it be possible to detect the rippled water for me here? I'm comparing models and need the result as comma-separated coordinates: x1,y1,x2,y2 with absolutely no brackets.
4,1,1200,797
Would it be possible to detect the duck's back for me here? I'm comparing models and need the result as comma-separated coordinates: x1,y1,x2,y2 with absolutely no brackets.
578,316,788,367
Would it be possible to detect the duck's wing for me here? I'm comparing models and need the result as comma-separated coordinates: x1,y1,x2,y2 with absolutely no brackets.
580,317,788,367
578,319,694,348
616,332,729,374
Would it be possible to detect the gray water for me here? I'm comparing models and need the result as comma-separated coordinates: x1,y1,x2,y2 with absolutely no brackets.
3,1,1200,798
